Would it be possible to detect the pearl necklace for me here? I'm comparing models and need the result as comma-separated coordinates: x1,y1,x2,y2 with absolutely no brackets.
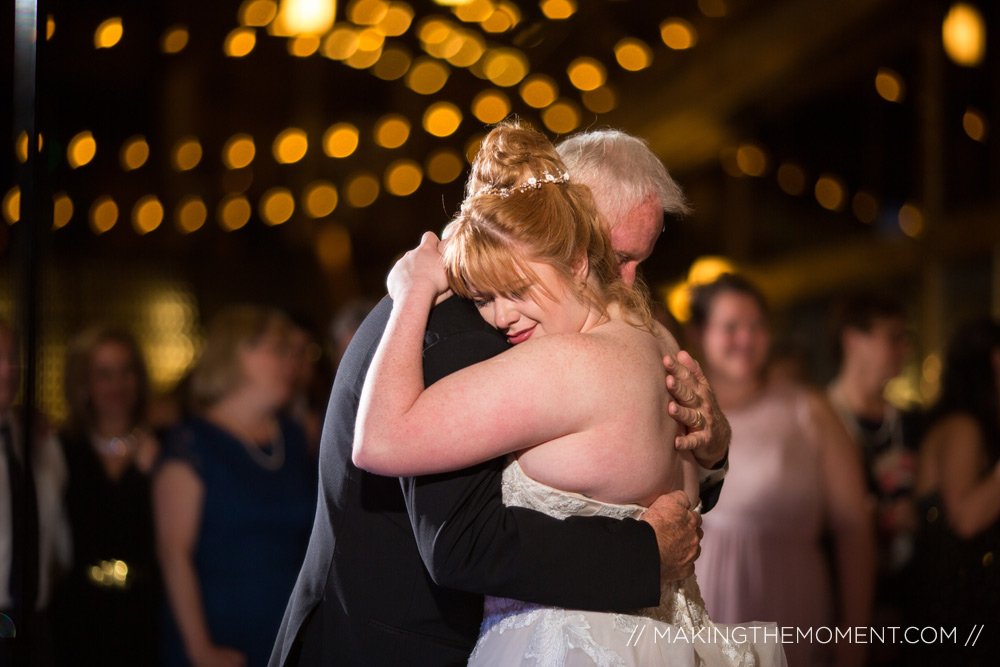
237,425,286,471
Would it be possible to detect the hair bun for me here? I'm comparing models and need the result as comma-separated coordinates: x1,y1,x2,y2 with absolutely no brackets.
465,119,569,198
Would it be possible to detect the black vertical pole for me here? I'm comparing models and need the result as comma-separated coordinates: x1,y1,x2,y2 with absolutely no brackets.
11,0,42,658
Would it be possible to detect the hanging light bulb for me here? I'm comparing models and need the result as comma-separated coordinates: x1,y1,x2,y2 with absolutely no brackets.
278,0,336,35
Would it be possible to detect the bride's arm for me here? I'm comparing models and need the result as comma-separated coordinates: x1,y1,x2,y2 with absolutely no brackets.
353,233,597,477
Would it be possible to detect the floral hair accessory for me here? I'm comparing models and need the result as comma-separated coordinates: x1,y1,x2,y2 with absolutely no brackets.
474,169,571,198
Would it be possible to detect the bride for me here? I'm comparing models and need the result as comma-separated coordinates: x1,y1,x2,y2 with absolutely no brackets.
353,122,785,667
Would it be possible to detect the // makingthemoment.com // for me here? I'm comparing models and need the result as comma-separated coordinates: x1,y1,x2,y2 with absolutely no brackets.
624,624,986,648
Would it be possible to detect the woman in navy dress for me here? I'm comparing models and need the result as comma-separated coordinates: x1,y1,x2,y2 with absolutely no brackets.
154,306,316,667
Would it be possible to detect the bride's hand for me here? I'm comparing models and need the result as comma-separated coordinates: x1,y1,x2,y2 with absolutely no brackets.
387,232,452,303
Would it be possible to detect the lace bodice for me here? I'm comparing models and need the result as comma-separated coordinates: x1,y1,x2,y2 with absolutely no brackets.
474,458,757,667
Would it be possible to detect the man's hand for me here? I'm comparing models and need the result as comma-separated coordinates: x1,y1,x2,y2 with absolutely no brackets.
664,351,731,469
640,490,702,582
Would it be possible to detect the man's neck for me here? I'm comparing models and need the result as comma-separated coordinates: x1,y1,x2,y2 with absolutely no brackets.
830,367,887,421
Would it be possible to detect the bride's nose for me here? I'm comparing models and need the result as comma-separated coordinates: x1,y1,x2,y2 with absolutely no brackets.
493,298,520,329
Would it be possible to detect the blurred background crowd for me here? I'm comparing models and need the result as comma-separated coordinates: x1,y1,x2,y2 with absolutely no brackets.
2,1,999,666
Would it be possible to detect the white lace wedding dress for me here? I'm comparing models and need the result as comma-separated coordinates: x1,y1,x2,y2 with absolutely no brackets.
468,459,787,667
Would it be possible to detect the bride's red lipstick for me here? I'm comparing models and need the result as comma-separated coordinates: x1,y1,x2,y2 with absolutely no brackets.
506,325,535,345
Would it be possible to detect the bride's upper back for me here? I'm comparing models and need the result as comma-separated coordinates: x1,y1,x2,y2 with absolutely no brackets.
514,318,691,507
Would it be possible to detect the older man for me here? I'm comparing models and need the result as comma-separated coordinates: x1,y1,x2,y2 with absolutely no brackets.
271,129,728,667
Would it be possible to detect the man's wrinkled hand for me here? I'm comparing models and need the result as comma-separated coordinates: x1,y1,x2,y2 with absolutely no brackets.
664,351,731,469
641,490,702,582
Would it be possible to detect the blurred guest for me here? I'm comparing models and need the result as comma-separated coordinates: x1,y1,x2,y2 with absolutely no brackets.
285,315,330,457
0,318,70,667
154,306,315,667
909,318,1000,666
49,326,160,666
690,275,874,667
827,293,920,664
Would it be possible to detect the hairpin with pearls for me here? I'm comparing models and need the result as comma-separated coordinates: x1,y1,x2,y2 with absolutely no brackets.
474,169,571,198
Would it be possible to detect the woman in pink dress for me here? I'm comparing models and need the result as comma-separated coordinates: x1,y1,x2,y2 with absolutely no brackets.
690,274,874,667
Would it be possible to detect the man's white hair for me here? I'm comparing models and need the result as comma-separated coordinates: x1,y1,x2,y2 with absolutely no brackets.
556,129,690,230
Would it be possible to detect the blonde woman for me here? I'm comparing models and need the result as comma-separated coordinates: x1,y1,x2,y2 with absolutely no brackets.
154,306,315,667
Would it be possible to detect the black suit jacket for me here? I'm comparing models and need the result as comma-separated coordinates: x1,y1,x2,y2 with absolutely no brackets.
270,296,662,667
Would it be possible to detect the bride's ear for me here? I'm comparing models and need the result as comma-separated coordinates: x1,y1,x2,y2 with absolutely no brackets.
572,255,589,287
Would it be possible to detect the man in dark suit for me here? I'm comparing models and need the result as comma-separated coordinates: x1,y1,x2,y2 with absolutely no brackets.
271,130,729,667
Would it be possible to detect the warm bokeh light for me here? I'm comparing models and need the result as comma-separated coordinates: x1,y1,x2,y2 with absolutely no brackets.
374,114,411,149
260,187,295,226
660,18,696,50
323,26,360,60
303,181,338,217
447,30,486,67
120,136,150,171
172,138,203,171
224,27,257,57
345,172,380,207
223,134,256,169
465,133,485,163
15,131,42,164
875,68,905,103
95,18,123,49
273,128,308,164
324,123,360,158
378,2,414,36
349,0,388,25
719,147,742,178
358,27,385,51
53,193,73,229
423,26,465,60
90,196,119,234
567,57,606,92
289,35,321,56
316,224,353,271
481,2,519,33
942,3,986,67
417,16,453,45
46,15,55,40
667,282,692,323
483,47,529,87
133,196,164,235
898,202,924,237
453,0,493,22
218,195,252,231
688,256,736,286
963,107,988,142
176,197,207,233
344,43,383,68
541,99,581,134
423,102,463,137
240,0,279,26
519,74,558,108
852,191,879,223
471,90,511,124
385,159,423,196
814,174,847,212
776,162,806,195
278,0,336,35
614,38,652,71
698,0,727,18
68,131,97,169
161,25,190,53
426,148,464,184
373,44,412,80
581,85,617,113
735,143,767,177
2,187,19,225
406,57,450,94
540,0,576,20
